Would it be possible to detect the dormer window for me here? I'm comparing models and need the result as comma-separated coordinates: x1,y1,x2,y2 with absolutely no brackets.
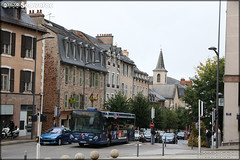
73,43,76,60
64,37,69,58
92,48,95,63
85,44,89,63
78,42,83,61
100,53,104,66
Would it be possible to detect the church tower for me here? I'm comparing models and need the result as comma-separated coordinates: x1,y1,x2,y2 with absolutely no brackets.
153,49,168,85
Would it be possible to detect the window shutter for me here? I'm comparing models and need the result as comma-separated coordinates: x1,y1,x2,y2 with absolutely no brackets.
11,33,16,56
1,31,3,55
2,31,10,44
21,35,26,58
33,38,36,59
10,69,14,92
20,70,25,92
32,72,35,93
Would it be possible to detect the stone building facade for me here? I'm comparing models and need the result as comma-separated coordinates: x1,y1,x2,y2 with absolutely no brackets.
223,1,239,145
1,7,46,137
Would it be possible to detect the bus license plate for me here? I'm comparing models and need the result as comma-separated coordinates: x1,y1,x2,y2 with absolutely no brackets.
80,141,86,143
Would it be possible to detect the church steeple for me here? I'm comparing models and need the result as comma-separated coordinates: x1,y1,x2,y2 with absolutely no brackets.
153,49,168,85
153,49,167,72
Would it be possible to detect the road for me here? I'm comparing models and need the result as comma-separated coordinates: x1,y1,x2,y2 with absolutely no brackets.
1,140,238,159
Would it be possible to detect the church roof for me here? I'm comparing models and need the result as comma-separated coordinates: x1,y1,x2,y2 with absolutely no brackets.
153,49,167,72
152,84,176,99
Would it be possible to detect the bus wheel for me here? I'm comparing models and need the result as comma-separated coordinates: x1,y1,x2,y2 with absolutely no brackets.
79,143,84,147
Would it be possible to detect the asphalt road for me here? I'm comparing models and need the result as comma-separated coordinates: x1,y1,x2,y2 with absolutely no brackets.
1,140,195,159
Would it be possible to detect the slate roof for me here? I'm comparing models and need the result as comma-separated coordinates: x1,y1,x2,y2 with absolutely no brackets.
149,89,165,101
134,66,148,76
42,20,107,73
1,7,47,33
153,49,167,72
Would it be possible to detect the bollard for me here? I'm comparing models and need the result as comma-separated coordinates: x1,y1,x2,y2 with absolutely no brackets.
90,151,99,160
60,155,71,159
137,142,139,157
24,151,27,160
110,149,119,158
191,138,194,149
74,153,85,160
162,140,164,156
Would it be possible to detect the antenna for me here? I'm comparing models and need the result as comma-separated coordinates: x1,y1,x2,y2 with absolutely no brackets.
46,13,55,21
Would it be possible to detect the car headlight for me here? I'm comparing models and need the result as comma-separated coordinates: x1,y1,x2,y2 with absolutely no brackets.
93,136,98,140
51,136,57,139
70,134,74,139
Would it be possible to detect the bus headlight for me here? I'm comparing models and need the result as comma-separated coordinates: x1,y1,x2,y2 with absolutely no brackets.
93,136,98,140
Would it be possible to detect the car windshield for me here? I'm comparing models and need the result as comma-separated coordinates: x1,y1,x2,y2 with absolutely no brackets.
178,132,184,136
46,128,62,134
144,130,151,136
163,133,174,137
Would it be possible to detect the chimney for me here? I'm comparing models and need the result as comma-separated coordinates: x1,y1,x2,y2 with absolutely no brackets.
96,33,113,44
28,9,45,26
122,49,129,57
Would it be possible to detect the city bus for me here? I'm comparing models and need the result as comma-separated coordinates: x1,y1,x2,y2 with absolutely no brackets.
69,108,135,147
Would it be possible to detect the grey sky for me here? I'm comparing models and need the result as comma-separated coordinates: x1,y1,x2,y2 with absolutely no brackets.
27,1,227,81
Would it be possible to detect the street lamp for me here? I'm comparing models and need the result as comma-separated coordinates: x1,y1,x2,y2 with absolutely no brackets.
208,46,219,148
34,35,54,159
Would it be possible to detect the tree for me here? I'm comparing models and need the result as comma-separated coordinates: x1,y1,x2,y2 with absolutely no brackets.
183,56,224,132
104,92,131,113
130,92,150,129
176,107,190,130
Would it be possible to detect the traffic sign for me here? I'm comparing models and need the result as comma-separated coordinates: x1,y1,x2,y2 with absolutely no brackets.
150,122,154,128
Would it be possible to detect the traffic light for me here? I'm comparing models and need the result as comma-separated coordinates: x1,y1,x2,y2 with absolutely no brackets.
215,110,218,120
209,121,212,125
40,114,47,122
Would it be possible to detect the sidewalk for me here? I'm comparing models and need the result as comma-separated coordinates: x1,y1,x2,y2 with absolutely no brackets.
1,135,34,146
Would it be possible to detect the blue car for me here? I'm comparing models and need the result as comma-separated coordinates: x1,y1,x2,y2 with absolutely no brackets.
40,127,72,145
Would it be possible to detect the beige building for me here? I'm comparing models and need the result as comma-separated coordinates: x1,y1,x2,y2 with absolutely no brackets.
1,7,46,137
223,1,239,145
133,67,149,97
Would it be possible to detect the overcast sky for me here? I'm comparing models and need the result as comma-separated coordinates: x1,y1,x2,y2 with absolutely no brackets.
27,1,227,81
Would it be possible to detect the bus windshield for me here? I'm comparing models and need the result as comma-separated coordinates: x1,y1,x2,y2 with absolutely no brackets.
70,111,102,133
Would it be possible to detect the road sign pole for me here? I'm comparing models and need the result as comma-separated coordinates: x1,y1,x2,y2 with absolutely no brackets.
198,99,201,154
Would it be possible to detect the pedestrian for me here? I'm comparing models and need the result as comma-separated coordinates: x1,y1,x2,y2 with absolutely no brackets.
8,120,15,137
151,127,156,144
206,129,212,148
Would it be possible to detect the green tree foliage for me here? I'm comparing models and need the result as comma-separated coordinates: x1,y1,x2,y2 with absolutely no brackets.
104,92,131,113
188,121,207,147
176,107,190,130
183,56,224,132
130,93,150,129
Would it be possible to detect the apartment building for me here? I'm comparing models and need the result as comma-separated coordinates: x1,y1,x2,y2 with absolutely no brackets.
29,11,107,130
1,7,46,136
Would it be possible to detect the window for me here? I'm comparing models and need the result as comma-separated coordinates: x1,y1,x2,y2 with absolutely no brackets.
137,86,139,93
107,72,110,87
121,83,124,94
85,47,89,63
116,74,119,88
85,70,89,87
100,73,104,89
92,49,95,63
157,74,160,82
79,69,83,86
20,70,34,92
65,66,69,84
65,40,69,58
130,85,132,97
91,72,95,87
100,53,104,66
64,93,68,108
70,94,76,109
76,94,80,109
73,44,76,60
73,67,76,85
100,97,103,108
1,68,14,92
1,30,15,56
95,73,99,87
122,64,125,75
85,94,88,109
133,85,135,96
126,65,129,77
21,35,36,59
112,73,115,88
106,93,109,101
79,45,83,61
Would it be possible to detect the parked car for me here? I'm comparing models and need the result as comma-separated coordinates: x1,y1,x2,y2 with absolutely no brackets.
134,130,140,141
162,132,177,144
177,132,185,140
40,127,72,145
144,130,151,142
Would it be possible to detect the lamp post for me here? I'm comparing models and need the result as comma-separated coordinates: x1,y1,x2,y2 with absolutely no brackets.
208,46,219,148
35,35,54,159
